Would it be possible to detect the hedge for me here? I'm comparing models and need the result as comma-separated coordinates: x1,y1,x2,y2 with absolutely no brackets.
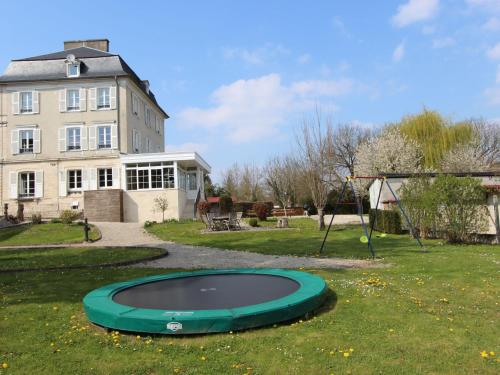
368,209,403,234
233,201,273,217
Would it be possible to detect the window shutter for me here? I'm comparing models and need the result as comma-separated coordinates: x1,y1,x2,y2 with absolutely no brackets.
110,86,117,109
11,92,19,114
79,88,86,111
82,169,89,191
35,170,43,198
112,167,120,188
32,91,39,114
58,128,66,152
9,172,18,199
137,132,142,152
88,126,97,150
144,106,148,125
33,129,41,153
11,130,19,155
89,168,97,190
59,89,66,112
89,88,97,110
59,170,67,197
80,126,88,150
111,124,118,149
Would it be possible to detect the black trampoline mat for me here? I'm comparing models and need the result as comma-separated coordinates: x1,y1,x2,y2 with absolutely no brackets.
112,274,301,310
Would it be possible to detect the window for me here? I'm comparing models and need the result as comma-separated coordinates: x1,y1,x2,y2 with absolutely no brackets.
67,170,82,192
19,130,34,153
19,172,35,199
67,63,80,77
132,94,139,115
187,172,197,190
145,108,151,127
67,127,81,150
98,168,113,188
125,162,175,191
66,89,80,111
97,88,110,109
98,126,111,149
20,92,33,113
133,130,140,153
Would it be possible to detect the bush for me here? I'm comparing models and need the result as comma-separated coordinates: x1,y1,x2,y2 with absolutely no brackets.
197,201,210,215
144,221,154,228
219,195,234,214
59,210,80,224
252,203,269,221
248,218,259,227
31,213,42,224
50,218,62,224
369,209,403,234
234,201,274,217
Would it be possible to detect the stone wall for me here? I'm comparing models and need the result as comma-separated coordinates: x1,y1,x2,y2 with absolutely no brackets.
84,189,123,222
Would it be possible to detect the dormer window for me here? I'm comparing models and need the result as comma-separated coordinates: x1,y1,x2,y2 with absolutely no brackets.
65,54,80,78
67,63,80,77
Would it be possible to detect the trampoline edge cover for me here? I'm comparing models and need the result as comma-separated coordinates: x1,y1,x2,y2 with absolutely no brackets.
83,269,327,334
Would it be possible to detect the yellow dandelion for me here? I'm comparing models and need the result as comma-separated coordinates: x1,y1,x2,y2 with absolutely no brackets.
201,356,206,361
2,363,8,369
489,351,495,356
343,352,350,358
349,348,354,352
480,351,489,358
136,335,141,339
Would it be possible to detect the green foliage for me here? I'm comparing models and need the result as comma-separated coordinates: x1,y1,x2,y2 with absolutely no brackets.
144,221,154,228
398,109,474,169
218,195,234,214
248,218,259,227
31,213,42,225
59,210,81,225
369,209,403,234
400,176,437,238
252,202,269,221
0,223,99,246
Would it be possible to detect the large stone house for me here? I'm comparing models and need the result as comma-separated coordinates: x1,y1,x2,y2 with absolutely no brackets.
0,39,210,222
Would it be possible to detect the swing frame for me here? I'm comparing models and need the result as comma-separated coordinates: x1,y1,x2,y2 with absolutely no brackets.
319,176,425,258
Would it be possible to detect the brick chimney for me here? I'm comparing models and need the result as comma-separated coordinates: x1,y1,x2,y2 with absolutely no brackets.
64,39,110,52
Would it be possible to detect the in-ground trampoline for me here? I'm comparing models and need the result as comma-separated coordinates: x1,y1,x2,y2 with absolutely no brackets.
83,269,327,334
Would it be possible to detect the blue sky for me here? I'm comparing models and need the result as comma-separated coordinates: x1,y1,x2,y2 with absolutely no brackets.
1,0,499,180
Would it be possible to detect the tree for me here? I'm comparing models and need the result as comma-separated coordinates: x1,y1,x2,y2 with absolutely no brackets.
221,164,240,197
333,123,372,176
439,143,487,173
296,110,338,230
264,156,297,216
220,163,265,201
469,118,500,167
153,195,169,222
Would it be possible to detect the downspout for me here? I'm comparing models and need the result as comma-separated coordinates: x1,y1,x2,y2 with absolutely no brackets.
0,84,5,211
114,76,120,153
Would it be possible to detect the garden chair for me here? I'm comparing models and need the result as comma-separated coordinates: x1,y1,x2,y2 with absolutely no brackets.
228,211,242,230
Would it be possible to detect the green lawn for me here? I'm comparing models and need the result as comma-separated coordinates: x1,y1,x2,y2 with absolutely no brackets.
147,218,435,259
0,247,165,271
0,222,498,374
0,223,100,246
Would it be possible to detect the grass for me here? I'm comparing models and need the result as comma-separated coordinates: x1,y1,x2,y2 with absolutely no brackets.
0,223,100,246
147,217,437,259
0,247,165,271
0,221,498,374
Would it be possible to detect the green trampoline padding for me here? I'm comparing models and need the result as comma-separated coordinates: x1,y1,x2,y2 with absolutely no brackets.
83,269,327,334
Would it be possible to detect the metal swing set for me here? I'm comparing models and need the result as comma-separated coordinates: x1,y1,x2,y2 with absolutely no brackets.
319,175,426,258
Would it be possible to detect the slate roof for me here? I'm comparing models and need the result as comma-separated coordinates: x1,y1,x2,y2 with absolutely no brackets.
0,46,168,117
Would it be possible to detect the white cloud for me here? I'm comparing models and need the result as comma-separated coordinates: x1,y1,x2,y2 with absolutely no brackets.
178,74,355,143
422,25,436,34
432,37,456,49
297,53,311,64
392,0,439,27
392,42,406,62
332,16,351,37
483,17,500,30
164,142,209,153
496,65,500,83
486,43,500,59
222,44,289,65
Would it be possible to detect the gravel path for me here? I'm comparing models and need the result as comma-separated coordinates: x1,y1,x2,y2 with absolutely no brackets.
93,222,379,270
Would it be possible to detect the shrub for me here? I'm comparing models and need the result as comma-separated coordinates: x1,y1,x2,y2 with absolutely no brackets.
248,218,259,227
197,201,210,215
234,201,274,217
50,218,62,224
153,195,169,222
252,203,269,221
369,209,403,234
219,195,233,214
31,213,42,224
144,221,154,228
59,210,80,224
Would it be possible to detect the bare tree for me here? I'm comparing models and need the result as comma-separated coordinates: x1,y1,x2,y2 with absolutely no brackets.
264,156,298,216
469,118,500,167
333,123,372,176
221,163,241,197
153,195,169,222
239,164,264,201
296,110,339,230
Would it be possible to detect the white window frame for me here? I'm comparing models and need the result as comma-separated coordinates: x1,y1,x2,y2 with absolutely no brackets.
67,169,83,192
97,87,111,110
19,91,33,114
19,129,34,154
98,168,113,189
66,126,82,151
18,171,35,199
66,63,80,78
125,162,175,191
97,125,112,149
132,94,139,116
66,89,80,111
